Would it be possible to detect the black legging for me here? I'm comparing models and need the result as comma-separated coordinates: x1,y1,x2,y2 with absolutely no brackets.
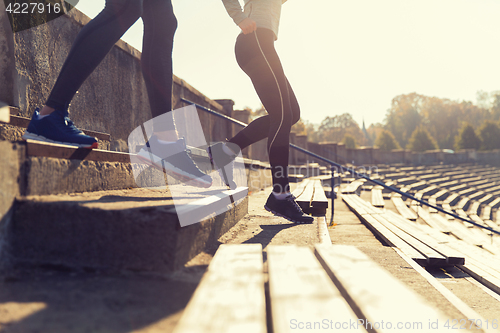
229,28,300,193
45,0,177,131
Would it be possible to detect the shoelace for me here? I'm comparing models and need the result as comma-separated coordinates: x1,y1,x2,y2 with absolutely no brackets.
286,195,304,214
63,117,83,134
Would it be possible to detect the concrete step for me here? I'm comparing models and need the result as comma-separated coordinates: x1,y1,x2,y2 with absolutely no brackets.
0,106,112,150
0,139,271,196
13,139,210,196
6,187,248,273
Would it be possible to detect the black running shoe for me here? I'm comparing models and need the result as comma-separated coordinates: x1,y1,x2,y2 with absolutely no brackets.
264,193,314,224
136,136,212,188
207,142,239,190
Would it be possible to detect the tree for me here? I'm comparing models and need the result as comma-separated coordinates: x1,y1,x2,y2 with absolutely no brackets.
384,93,424,148
479,121,500,151
304,121,321,143
384,93,492,150
249,105,266,120
343,134,356,149
316,113,364,144
406,126,438,152
375,129,401,151
455,123,481,150
491,92,500,121
291,118,306,135
367,123,384,146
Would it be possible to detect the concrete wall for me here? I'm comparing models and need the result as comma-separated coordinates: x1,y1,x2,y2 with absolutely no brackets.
0,7,225,145
0,1,15,106
0,142,23,267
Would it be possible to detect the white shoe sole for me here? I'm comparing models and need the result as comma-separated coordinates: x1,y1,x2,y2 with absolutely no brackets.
22,132,98,149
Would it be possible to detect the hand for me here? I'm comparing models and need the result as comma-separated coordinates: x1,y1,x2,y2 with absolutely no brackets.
238,18,257,34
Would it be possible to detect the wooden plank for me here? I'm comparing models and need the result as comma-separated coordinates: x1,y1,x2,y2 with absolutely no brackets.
360,214,428,265
373,214,448,266
315,245,453,333
291,179,308,200
355,194,384,215
312,179,328,208
445,240,500,276
267,245,364,333
427,197,438,213
341,179,365,194
371,186,384,208
443,193,460,206
430,189,448,201
414,207,452,234
481,205,492,221
441,203,455,220
342,194,369,216
488,197,500,208
311,179,328,216
460,262,500,296
468,201,480,215
392,247,499,333
173,244,266,333
456,197,470,210
294,179,328,216
348,194,380,215
294,179,314,213
391,195,418,221
444,240,500,294
434,215,485,246
383,211,465,265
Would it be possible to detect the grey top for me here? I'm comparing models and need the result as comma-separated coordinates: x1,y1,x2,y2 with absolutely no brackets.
222,0,288,40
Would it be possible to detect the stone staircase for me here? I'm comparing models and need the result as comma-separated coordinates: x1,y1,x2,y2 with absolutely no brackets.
0,1,280,274
0,106,267,273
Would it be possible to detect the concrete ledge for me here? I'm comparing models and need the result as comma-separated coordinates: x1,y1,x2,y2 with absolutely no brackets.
9,188,248,272
0,142,22,267
15,140,271,196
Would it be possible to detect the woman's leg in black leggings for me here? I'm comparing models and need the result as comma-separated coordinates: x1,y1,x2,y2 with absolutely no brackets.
141,0,177,126
229,29,300,193
46,0,144,111
229,77,300,148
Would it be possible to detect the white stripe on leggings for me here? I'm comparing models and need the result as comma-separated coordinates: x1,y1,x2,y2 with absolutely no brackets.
253,30,285,155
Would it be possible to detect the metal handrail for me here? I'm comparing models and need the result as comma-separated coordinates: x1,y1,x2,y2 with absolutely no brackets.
181,98,500,235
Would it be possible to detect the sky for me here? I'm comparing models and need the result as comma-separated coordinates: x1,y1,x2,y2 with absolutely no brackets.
75,0,500,128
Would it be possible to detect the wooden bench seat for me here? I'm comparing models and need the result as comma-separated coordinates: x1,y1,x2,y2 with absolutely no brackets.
391,194,418,221
341,179,365,195
371,186,385,208
292,178,328,216
173,244,266,333
343,194,463,267
175,243,456,333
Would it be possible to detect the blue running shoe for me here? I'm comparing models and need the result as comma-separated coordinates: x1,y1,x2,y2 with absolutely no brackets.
136,136,213,188
22,108,98,149
264,193,314,224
